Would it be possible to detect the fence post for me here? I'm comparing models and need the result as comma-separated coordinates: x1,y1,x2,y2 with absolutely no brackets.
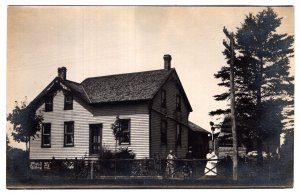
114,159,117,179
90,160,94,179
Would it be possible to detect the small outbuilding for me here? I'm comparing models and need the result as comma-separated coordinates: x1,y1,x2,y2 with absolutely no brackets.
188,121,210,159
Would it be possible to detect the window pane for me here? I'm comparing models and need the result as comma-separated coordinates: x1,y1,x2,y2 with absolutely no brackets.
64,122,74,146
43,135,50,145
45,96,53,111
119,119,130,144
90,125,102,154
42,123,51,147
161,90,166,107
176,95,181,111
120,120,129,132
176,124,182,146
161,120,167,144
93,135,100,143
66,135,73,144
64,94,73,110
45,96,53,104
65,94,72,102
161,121,167,133
43,124,51,134
65,123,73,133
120,132,130,143
177,125,180,135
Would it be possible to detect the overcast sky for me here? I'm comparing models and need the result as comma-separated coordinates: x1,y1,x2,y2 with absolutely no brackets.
7,6,294,149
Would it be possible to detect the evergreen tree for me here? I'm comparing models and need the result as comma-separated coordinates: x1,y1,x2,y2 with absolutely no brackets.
210,8,294,164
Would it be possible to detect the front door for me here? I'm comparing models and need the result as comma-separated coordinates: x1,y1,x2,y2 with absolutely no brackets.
89,124,102,155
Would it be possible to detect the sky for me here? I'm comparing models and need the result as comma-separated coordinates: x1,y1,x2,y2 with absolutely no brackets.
6,6,294,149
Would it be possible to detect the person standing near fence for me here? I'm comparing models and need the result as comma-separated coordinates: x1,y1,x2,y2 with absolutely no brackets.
166,150,176,178
184,147,193,178
205,148,218,176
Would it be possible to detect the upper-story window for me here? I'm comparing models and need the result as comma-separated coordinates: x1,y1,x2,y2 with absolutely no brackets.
64,93,73,110
161,90,166,108
119,119,130,145
161,119,167,145
176,95,181,112
64,121,74,147
41,123,51,148
176,124,182,147
45,96,53,112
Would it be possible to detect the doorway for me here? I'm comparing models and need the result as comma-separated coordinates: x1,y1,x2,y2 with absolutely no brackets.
89,124,102,155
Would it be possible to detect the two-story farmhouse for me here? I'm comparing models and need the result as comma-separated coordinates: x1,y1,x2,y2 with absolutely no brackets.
29,55,207,160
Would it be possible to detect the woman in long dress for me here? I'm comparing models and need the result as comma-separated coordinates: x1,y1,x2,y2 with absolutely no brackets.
205,149,218,176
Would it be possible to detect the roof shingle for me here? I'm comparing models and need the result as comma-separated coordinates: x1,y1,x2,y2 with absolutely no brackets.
189,121,210,134
81,69,174,103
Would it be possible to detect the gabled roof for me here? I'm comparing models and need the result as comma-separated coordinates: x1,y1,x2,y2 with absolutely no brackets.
29,68,193,111
188,121,210,134
81,69,174,104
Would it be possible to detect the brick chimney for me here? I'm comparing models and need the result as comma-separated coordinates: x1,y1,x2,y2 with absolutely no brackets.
58,67,67,80
163,54,172,70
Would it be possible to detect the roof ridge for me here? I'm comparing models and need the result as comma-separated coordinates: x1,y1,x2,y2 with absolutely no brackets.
81,85,92,103
81,68,174,84
188,121,209,133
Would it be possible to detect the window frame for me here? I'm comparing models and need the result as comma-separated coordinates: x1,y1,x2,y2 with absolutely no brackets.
64,121,74,147
45,95,53,112
118,119,131,145
161,119,167,145
161,90,167,108
176,123,182,147
41,123,51,148
64,93,73,110
176,94,181,112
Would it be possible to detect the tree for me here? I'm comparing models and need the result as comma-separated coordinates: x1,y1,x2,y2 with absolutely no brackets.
279,129,293,183
111,115,122,154
7,99,43,151
210,8,294,164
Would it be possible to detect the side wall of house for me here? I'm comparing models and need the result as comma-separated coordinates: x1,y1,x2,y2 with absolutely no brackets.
30,90,149,159
150,73,190,158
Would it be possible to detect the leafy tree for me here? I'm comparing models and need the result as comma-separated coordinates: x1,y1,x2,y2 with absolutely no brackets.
7,100,43,151
111,115,122,153
6,134,11,151
210,8,294,164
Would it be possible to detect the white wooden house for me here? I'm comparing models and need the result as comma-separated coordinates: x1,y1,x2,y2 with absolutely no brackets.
29,55,205,160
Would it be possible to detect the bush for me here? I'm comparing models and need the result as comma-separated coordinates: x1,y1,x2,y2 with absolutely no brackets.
98,146,135,159
97,146,135,176
115,147,135,159
7,148,29,177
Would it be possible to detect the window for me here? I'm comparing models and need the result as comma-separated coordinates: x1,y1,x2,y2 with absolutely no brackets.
119,119,130,145
176,124,182,146
64,121,74,147
42,123,51,148
176,95,181,112
64,93,73,110
161,90,166,108
161,120,167,145
45,96,53,112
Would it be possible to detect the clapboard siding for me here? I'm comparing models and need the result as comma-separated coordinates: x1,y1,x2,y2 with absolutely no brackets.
30,90,150,159
150,73,189,158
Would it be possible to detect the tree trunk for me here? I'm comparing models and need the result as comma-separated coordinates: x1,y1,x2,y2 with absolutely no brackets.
230,33,238,180
25,140,29,152
256,57,264,166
